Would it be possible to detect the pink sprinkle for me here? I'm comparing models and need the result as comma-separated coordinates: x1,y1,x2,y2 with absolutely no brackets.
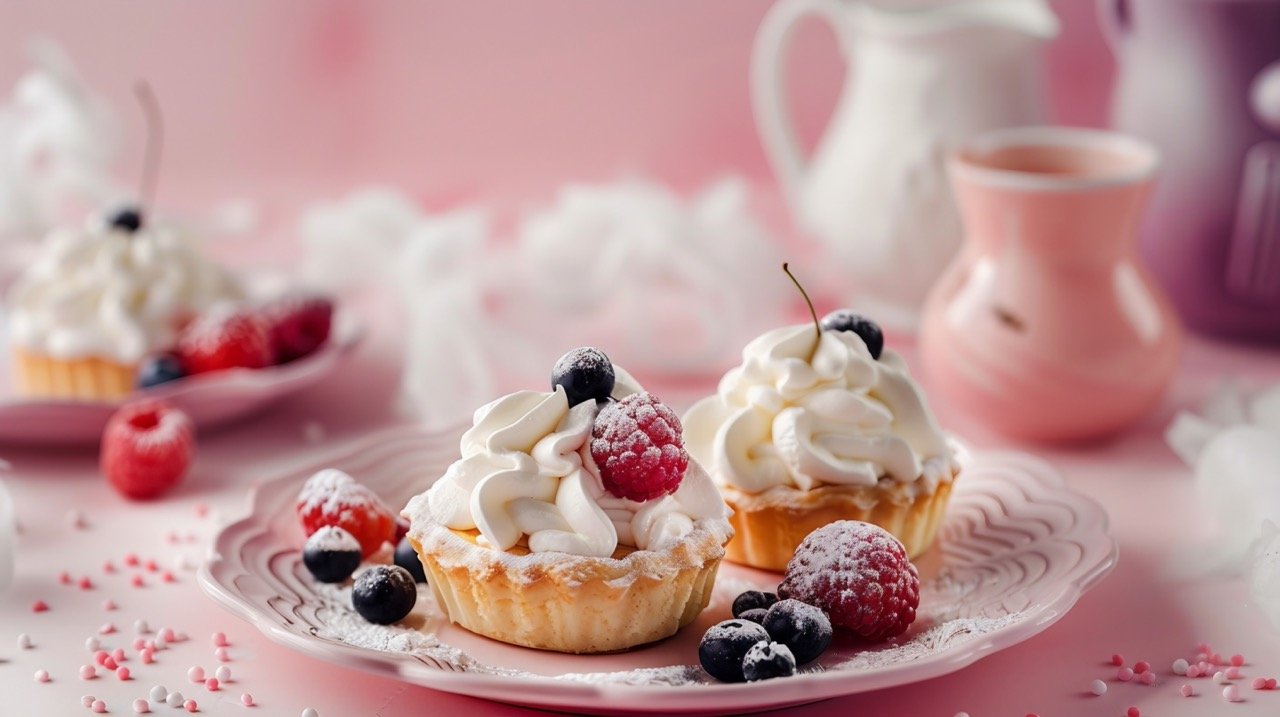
32,600,49,612
111,647,125,662
1228,666,1242,680
115,666,130,681
162,571,177,584
1139,671,1155,685
159,628,176,643
133,637,147,650
1111,653,1125,666
205,677,219,691
124,553,139,566
1127,708,1140,717
1213,653,1224,665
211,632,228,647
99,623,115,635
103,561,115,574
93,650,108,665
131,575,145,588
34,669,49,682
184,699,197,713
1181,683,1196,697
102,599,117,611
140,649,154,664
79,576,93,590
1232,654,1245,667
1187,665,1202,678
145,559,159,572
1200,661,1213,673
133,697,149,713
188,666,204,683
102,657,117,671
1254,677,1268,690
215,647,229,662
1134,661,1151,674
92,699,107,713
1117,667,1135,682
1268,678,1278,690
195,504,208,518
59,571,72,585
240,693,254,707
144,640,156,651
79,665,96,680
1225,684,1242,702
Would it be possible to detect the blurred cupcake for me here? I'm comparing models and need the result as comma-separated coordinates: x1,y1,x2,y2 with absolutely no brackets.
6,208,240,400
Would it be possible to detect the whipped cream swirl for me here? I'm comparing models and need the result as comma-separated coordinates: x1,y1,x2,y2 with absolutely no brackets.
6,218,241,363
684,324,956,494
419,379,730,558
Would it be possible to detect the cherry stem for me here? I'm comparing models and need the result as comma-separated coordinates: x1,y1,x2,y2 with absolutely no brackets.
134,81,163,213
782,262,821,360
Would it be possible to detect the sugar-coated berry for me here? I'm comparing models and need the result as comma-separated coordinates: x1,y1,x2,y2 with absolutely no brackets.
352,565,417,625
393,536,427,583
262,294,334,364
296,469,397,558
176,309,273,375
738,608,768,624
779,520,920,641
761,599,833,665
101,401,195,500
107,205,144,233
302,527,362,583
590,392,689,502
551,348,616,407
731,590,778,618
741,641,796,681
819,310,884,360
136,354,186,389
698,619,770,683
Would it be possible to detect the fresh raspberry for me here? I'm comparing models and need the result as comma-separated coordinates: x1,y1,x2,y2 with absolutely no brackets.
778,520,920,642
176,308,273,375
295,469,396,557
101,400,195,500
262,295,333,364
590,392,688,502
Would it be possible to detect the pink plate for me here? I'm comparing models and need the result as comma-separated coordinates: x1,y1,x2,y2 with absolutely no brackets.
0,313,363,445
199,426,1116,715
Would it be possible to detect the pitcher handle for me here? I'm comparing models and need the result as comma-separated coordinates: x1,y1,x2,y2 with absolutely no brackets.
751,0,847,208
1096,0,1130,50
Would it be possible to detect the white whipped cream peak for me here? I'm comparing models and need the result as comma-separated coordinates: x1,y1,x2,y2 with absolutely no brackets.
6,216,241,363
419,378,730,558
684,323,955,493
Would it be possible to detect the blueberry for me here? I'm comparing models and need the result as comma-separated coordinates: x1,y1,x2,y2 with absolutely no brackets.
741,640,797,681
819,310,884,360
551,347,615,406
762,599,833,665
135,353,185,389
302,526,362,583
732,590,778,618
698,619,770,683
107,205,144,233
351,565,417,625
738,608,768,624
393,536,427,583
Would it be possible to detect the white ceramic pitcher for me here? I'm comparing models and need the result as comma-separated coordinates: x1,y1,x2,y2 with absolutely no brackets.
752,0,1058,329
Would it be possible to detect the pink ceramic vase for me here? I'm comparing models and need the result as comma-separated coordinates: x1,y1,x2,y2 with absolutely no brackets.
919,127,1182,442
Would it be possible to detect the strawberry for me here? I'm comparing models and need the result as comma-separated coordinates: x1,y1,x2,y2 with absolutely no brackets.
176,308,272,375
296,469,396,557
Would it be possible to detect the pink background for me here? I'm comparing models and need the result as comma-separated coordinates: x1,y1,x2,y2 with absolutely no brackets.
0,0,1113,208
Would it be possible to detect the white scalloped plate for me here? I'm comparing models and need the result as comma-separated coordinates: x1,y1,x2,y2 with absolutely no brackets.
199,426,1116,715
0,312,363,445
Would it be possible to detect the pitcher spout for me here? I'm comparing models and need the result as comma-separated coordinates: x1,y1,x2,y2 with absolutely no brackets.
852,0,1060,41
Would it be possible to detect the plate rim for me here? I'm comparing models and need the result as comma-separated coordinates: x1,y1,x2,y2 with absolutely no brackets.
198,425,1118,712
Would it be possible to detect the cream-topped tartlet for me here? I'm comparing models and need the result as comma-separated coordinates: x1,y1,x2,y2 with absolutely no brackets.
403,348,732,654
684,306,958,570
7,209,240,400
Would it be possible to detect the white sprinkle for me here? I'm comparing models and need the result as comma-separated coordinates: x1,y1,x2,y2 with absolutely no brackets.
149,685,167,702
17,633,32,649
85,637,99,651
302,709,319,717
215,647,230,662
1090,679,1107,696
82,696,95,707
187,666,204,683
215,666,231,682
1225,684,1242,702
1215,671,1230,684
34,669,50,682
166,692,184,708
154,634,167,650
1172,658,1190,675
133,697,150,713
134,620,150,635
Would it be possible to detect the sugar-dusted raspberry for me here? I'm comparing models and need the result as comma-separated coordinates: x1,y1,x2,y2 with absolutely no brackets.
101,400,195,500
177,308,273,375
295,469,396,557
262,294,333,364
778,520,920,642
589,392,688,502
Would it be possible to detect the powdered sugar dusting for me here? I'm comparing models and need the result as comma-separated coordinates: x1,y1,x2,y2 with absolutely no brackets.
297,469,388,519
305,526,360,553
